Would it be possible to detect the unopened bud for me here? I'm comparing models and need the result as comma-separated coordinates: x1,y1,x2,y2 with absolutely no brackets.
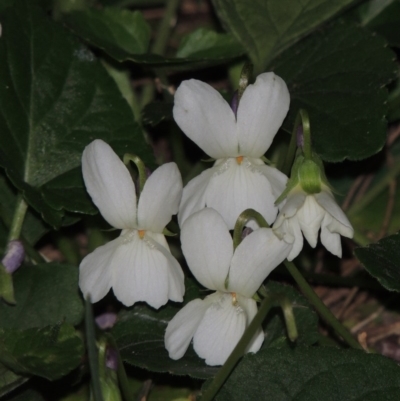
95,312,117,330
2,240,24,274
106,346,118,371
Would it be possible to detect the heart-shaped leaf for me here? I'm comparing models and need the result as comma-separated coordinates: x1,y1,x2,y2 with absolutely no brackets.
212,0,356,72
211,346,400,400
355,232,400,292
273,20,396,161
0,1,151,226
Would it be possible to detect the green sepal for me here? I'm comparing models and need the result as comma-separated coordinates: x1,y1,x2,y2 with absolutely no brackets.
274,156,301,205
298,159,322,194
162,228,177,237
260,155,274,165
200,158,216,163
0,264,15,305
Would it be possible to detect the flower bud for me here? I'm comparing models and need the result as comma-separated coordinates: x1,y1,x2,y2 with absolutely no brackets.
2,240,24,274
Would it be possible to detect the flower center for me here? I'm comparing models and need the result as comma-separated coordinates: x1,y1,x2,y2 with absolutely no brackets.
236,156,244,165
138,230,146,239
231,292,238,306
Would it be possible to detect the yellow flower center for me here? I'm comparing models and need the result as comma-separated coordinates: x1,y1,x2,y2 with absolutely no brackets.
138,230,146,239
231,292,238,306
236,156,244,165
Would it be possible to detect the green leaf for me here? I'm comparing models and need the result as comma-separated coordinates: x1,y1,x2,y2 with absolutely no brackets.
212,346,400,400
273,20,396,162
7,389,44,401
64,9,244,68
262,281,319,348
355,232,400,292
0,362,28,398
358,0,400,46
0,323,84,381
63,8,151,55
0,263,83,330
176,28,244,59
212,0,356,72
0,1,151,225
112,279,219,379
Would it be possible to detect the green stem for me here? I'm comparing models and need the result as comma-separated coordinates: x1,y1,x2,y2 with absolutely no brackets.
284,260,363,350
123,154,147,194
347,161,400,217
106,334,133,401
85,299,104,401
276,294,298,342
237,62,253,102
280,113,300,175
301,109,312,160
140,0,181,108
8,194,28,242
232,209,268,249
201,296,275,401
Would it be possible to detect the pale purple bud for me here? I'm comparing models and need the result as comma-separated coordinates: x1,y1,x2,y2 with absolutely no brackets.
241,227,253,239
95,312,117,329
106,347,118,371
230,90,239,118
2,240,24,274
297,126,304,148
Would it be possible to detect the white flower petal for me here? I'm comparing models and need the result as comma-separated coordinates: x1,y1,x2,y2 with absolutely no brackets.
82,139,137,229
320,214,343,257
284,218,304,261
181,208,233,291
238,296,264,353
297,196,325,247
275,188,306,220
173,80,238,159
205,159,279,229
146,232,185,303
138,163,182,233
165,299,209,360
178,167,214,228
256,163,289,203
193,292,247,366
237,73,290,157
315,190,354,238
112,230,176,308
79,238,118,303
229,229,291,297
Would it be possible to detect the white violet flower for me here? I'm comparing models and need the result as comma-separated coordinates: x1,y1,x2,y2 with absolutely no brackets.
274,185,354,260
165,208,292,366
174,72,290,229
79,139,184,308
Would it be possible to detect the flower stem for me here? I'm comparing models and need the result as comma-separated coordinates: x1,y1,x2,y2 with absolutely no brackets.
201,296,275,401
276,294,298,342
284,260,363,350
85,299,104,401
123,154,147,194
8,194,28,242
232,209,268,249
281,109,311,175
106,334,133,401
140,0,181,108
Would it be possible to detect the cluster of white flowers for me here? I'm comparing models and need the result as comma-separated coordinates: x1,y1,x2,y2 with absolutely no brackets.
79,72,354,366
